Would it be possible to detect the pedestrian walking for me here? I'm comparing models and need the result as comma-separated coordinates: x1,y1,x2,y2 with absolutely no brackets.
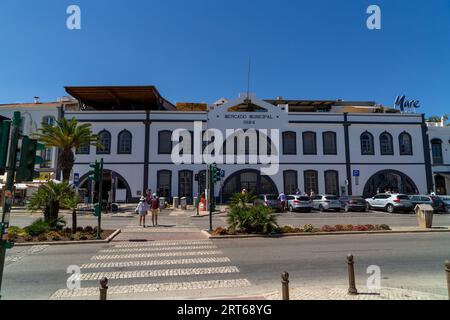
295,188,301,195
136,197,148,228
150,193,160,227
279,192,287,212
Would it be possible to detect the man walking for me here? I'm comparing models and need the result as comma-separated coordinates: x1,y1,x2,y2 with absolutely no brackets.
150,193,160,227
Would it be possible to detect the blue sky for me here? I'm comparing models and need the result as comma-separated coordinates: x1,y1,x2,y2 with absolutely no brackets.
0,0,449,116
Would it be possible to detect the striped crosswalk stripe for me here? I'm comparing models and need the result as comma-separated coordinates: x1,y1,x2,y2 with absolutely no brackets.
81,257,232,269
50,279,251,299
80,266,240,281
113,240,213,248
91,250,224,260
99,245,217,254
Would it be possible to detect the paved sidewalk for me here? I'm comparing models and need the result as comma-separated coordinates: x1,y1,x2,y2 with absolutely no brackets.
264,286,448,300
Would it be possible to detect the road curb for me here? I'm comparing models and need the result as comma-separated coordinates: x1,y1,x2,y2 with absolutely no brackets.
12,229,122,247
208,228,450,239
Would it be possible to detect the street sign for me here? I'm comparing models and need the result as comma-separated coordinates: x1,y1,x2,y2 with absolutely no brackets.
353,170,360,177
220,170,225,178
73,173,80,186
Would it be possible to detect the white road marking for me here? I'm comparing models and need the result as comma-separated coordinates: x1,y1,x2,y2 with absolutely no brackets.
113,240,213,248
91,250,224,260
50,279,252,299
99,245,217,254
81,257,232,269
80,266,240,281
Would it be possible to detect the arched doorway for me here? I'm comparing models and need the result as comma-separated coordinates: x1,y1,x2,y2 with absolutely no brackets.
78,170,132,203
363,170,418,198
220,169,279,202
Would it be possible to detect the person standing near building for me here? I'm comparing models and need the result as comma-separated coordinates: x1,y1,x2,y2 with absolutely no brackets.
150,193,160,227
279,192,287,212
136,197,148,228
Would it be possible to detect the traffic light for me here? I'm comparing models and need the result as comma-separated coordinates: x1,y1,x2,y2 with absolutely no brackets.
89,161,102,182
0,121,11,175
93,203,101,217
16,137,44,183
211,165,221,184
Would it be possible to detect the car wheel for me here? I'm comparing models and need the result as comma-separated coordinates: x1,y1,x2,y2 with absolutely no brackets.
386,204,395,214
289,205,293,213
366,203,371,211
319,205,325,212
344,205,349,212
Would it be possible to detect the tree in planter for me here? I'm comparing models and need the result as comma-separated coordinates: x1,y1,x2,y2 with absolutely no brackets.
33,118,98,182
28,181,75,222
62,194,81,234
228,191,256,209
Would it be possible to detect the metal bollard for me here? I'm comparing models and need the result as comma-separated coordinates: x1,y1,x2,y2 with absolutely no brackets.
99,277,108,300
347,254,358,295
445,261,450,300
281,272,290,300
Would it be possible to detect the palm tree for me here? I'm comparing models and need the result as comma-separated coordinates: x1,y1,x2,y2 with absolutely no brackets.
28,181,75,222
62,194,81,233
34,118,98,182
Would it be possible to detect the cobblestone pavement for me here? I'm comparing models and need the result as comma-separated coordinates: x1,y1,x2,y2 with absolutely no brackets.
264,286,448,300
49,232,251,299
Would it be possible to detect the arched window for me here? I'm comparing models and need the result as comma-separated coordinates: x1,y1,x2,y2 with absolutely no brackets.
158,130,173,154
304,170,318,195
117,130,132,154
282,132,297,155
157,170,172,198
323,131,337,155
303,132,317,155
431,139,443,164
360,132,374,155
283,170,298,195
399,132,413,156
97,130,111,154
325,170,339,196
379,132,394,155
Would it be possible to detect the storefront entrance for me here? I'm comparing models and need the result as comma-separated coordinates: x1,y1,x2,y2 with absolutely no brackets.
363,170,418,198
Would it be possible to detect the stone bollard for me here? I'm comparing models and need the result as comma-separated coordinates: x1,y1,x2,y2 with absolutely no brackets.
445,261,450,300
99,277,108,300
347,254,358,295
281,272,290,300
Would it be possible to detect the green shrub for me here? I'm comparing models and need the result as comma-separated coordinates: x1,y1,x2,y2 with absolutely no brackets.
84,226,94,233
303,224,315,233
376,224,391,231
25,219,51,236
8,226,28,239
227,204,278,234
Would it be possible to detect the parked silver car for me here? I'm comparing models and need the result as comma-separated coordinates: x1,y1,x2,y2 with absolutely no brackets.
287,195,313,212
254,194,280,211
311,195,341,212
365,194,414,213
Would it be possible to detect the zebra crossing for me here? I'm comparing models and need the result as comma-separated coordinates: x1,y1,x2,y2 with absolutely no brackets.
49,239,251,299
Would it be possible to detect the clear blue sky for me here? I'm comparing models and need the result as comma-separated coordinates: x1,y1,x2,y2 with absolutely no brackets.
0,0,449,116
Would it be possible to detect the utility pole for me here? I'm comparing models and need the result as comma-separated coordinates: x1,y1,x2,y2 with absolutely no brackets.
0,112,21,299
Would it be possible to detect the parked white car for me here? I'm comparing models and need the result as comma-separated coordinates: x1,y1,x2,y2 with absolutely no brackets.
365,194,414,213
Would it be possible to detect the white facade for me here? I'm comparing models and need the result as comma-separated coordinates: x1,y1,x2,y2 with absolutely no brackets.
428,126,450,195
66,93,432,203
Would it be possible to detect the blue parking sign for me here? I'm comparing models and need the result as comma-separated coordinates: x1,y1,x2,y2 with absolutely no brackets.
353,170,360,177
74,173,80,186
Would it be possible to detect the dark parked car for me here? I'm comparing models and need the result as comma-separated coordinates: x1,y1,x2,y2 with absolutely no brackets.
255,194,280,211
339,196,367,212
287,195,313,212
431,196,450,214
409,195,434,209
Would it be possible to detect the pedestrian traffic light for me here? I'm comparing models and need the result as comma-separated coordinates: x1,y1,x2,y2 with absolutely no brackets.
0,121,11,175
93,203,101,217
89,161,102,182
16,137,44,182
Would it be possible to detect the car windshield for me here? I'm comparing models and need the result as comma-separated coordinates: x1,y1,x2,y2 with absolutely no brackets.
266,195,278,200
397,195,410,200
325,196,339,200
